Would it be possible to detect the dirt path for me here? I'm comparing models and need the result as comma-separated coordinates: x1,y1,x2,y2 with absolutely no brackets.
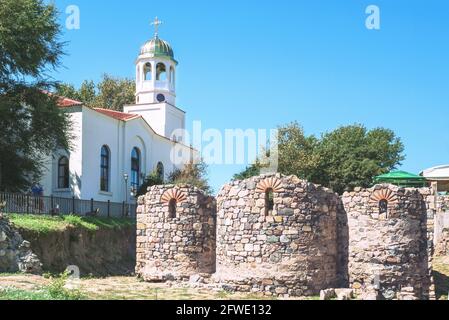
0,274,281,300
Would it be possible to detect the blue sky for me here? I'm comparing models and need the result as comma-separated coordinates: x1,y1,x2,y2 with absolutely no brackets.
50,0,449,192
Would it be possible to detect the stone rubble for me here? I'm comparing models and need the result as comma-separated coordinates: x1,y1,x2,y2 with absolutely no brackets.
0,214,42,274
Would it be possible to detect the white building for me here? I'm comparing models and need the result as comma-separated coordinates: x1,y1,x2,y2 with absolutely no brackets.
421,165,449,193
39,22,194,205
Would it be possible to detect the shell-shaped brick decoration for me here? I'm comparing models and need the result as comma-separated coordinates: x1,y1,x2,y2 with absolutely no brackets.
370,188,398,203
161,188,187,204
256,177,284,193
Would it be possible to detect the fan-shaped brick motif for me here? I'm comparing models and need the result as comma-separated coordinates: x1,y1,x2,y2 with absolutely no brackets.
256,177,284,193
161,188,187,204
370,189,398,203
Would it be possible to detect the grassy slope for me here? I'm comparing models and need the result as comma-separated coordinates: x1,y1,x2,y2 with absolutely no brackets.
5,214,135,234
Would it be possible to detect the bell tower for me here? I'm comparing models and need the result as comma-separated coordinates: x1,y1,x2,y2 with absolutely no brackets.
124,17,185,140
135,17,177,105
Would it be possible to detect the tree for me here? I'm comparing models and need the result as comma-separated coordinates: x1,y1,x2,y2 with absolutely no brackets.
233,161,262,181
233,122,320,181
0,0,70,192
136,170,164,197
94,74,135,111
277,122,321,180
168,160,213,195
55,74,135,111
233,122,405,194
136,160,213,197
315,124,404,194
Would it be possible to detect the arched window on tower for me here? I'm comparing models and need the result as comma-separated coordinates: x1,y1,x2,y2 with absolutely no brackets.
100,145,110,192
131,148,141,189
265,188,274,216
168,198,177,218
58,156,70,189
156,63,167,81
169,66,175,85
144,63,152,81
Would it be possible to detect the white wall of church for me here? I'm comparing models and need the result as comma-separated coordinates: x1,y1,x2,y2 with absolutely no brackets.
81,107,122,202
123,103,166,136
39,107,83,199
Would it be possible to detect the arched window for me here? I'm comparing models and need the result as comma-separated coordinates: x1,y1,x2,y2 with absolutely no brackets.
144,63,152,80
169,66,175,84
265,188,274,216
58,156,70,189
168,198,177,218
156,63,167,81
100,145,110,192
156,162,164,181
379,199,388,215
131,148,141,189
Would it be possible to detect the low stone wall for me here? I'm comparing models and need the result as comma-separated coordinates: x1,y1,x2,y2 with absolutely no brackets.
435,196,449,256
214,174,340,297
0,214,41,274
135,185,216,281
342,185,434,300
18,225,136,276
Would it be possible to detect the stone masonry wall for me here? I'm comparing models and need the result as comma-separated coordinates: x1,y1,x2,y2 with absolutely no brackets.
0,213,42,274
435,195,449,256
214,174,340,297
135,185,216,281
342,185,434,300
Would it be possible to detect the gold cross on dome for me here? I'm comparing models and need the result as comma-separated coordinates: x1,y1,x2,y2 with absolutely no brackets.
151,17,163,37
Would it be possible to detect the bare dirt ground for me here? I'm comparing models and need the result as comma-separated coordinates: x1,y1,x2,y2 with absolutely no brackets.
0,274,283,300
1,255,448,300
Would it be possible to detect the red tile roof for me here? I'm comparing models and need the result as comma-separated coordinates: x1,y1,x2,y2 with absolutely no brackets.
56,97,83,107
94,108,140,121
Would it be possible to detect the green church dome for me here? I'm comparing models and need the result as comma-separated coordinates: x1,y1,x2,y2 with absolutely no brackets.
140,36,175,61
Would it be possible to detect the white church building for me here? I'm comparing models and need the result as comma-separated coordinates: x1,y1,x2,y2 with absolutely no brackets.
39,19,194,206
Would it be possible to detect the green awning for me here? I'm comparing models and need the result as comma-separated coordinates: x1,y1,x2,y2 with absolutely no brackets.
374,170,428,187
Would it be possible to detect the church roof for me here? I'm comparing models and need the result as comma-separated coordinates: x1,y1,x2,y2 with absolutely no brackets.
94,108,141,121
49,93,83,108
140,36,176,63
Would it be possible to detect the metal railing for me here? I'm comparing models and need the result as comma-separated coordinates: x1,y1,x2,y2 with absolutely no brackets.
0,192,136,218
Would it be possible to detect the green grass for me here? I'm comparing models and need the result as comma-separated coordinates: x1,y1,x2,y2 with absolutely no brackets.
0,273,85,300
0,288,53,300
5,214,135,234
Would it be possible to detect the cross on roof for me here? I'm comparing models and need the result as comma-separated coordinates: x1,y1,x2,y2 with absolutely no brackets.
151,16,163,37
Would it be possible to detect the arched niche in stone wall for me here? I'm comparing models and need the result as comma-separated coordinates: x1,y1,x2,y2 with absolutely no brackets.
369,188,399,219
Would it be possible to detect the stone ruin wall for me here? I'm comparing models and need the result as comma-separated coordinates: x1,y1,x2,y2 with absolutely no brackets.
135,175,438,299
342,185,435,300
135,185,216,281
435,195,449,256
214,174,340,297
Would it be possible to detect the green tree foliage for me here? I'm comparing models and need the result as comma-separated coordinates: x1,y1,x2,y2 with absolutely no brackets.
233,161,262,181
0,0,71,192
315,125,404,193
136,160,213,197
168,160,212,195
136,170,164,197
56,74,135,111
233,122,405,194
